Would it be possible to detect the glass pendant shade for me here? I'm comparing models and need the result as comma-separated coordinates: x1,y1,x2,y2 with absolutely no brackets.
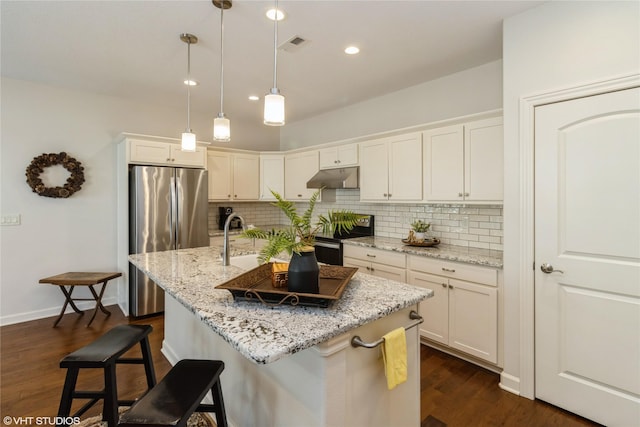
181,131,196,152
213,115,231,142
264,90,285,126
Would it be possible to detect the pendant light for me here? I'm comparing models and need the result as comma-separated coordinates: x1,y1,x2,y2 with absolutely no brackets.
180,33,198,151
213,0,232,142
264,0,285,126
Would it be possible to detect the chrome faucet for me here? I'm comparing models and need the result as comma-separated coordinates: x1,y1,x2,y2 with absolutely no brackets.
222,213,246,266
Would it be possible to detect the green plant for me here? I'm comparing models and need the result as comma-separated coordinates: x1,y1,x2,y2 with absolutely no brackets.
411,219,431,232
241,189,364,263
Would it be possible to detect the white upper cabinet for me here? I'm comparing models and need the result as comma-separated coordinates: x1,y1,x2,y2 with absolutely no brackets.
207,151,259,201
360,133,422,202
128,139,206,168
260,153,285,200
319,143,359,169
423,117,503,203
285,150,319,200
464,118,504,201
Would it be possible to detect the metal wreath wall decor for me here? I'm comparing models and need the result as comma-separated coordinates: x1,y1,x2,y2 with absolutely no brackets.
25,152,85,198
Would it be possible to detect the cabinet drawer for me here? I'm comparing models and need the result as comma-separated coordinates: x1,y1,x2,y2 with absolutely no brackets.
343,245,406,268
408,256,497,287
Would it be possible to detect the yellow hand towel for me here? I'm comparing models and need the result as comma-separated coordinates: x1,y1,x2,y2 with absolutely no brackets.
382,327,407,390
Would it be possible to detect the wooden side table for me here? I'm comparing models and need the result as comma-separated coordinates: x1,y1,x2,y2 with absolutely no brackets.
39,272,122,327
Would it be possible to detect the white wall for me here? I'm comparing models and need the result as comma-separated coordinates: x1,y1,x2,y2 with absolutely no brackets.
280,60,503,150
0,77,279,325
502,0,639,396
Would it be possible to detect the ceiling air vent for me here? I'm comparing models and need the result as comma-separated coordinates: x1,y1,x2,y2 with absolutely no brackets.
278,35,309,52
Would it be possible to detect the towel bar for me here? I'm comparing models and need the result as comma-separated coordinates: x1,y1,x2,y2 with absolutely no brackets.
351,310,423,349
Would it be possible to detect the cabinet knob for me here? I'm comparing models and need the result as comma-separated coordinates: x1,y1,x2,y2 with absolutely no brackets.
458,192,463,197
234,194,237,198
227,194,231,198
388,193,392,198
166,158,171,161
298,194,302,197
464,192,470,197
441,283,447,288
383,193,388,197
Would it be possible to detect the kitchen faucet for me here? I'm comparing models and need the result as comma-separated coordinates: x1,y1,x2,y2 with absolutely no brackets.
222,213,246,266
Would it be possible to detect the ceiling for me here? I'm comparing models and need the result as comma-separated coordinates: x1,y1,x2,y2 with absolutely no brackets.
1,0,542,145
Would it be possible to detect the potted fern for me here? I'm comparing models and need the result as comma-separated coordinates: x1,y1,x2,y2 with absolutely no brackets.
241,189,363,294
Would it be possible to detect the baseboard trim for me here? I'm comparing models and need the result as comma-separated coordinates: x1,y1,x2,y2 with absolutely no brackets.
499,372,522,396
0,297,119,326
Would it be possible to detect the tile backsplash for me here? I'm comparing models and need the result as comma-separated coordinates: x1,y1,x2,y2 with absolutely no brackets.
209,189,502,251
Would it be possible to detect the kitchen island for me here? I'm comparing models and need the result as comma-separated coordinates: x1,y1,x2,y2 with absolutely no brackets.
129,246,432,427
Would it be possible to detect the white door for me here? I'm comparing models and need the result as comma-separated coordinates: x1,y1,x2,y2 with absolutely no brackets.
534,87,640,426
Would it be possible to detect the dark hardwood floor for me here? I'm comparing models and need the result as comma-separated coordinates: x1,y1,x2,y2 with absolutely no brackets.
1,306,599,426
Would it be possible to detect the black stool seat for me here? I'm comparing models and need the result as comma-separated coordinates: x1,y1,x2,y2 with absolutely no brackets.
118,359,227,427
58,325,157,427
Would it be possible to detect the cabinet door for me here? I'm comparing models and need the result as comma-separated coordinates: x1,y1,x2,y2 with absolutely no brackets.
359,139,389,201
129,139,171,165
232,153,259,200
448,278,498,363
260,154,285,200
464,117,503,201
319,147,339,169
408,271,448,345
170,145,207,168
388,133,422,201
423,125,464,201
207,151,232,200
284,151,319,200
337,144,359,166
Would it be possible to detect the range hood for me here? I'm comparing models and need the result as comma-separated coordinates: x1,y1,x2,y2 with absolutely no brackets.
306,167,359,189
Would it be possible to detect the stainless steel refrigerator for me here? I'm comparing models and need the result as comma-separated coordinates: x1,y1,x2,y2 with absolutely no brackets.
129,165,209,317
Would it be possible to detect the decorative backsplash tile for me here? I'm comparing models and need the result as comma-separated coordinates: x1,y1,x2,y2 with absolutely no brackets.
209,189,503,251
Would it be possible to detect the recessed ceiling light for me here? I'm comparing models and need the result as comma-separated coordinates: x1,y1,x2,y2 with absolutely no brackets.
344,46,360,55
248,95,260,101
266,8,285,21
183,79,199,86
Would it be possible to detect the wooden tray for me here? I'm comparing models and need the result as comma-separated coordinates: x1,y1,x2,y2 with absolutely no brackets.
216,263,358,308
402,237,441,247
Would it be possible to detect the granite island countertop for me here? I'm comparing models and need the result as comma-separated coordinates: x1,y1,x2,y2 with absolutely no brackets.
343,236,503,268
129,246,432,365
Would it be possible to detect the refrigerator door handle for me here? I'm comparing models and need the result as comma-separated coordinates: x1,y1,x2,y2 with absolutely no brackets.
171,173,178,249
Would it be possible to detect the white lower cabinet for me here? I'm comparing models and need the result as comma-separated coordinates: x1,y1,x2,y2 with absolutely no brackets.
343,245,406,282
408,255,499,365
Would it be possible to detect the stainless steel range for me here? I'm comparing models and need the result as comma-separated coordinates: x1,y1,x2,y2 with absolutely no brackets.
314,215,374,265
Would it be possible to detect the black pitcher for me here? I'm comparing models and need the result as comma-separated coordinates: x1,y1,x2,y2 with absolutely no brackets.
287,247,320,294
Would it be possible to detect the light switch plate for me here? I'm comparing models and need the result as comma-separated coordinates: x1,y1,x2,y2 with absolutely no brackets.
1,214,21,226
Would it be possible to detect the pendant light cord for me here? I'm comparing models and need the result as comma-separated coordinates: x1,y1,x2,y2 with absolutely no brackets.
186,39,192,130
272,0,278,89
219,5,225,114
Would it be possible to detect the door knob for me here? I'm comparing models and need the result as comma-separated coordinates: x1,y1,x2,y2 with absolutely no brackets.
540,263,564,274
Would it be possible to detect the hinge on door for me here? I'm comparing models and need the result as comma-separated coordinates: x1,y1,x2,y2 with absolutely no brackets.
533,261,535,271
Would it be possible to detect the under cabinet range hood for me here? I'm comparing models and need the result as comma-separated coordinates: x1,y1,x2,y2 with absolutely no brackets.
306,167,359,189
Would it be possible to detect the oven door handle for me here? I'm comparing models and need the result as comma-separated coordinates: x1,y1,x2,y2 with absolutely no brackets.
314,241,341,250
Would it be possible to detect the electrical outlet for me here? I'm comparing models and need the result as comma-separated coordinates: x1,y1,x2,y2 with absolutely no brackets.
1,214,21,226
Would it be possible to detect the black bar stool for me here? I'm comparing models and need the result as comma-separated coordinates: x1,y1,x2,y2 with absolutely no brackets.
118,359,227,427
57,324,156,427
